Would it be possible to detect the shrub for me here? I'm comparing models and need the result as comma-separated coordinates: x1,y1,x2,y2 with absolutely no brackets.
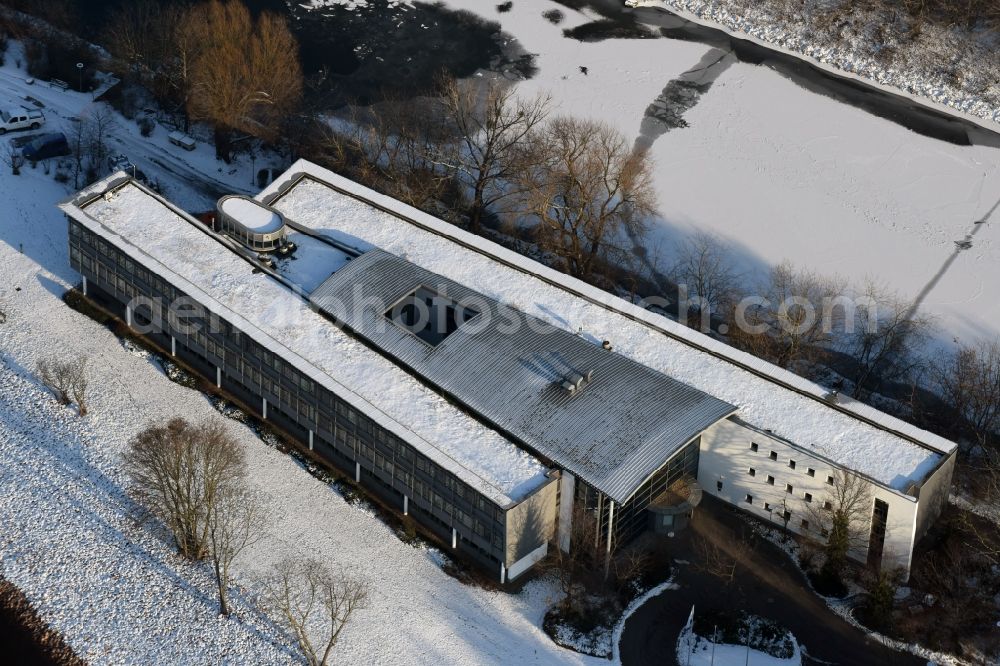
138,117,155,137
542,9,564,24
496,1,513,12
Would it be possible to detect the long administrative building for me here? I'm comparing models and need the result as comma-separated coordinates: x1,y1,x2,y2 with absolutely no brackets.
60,161,957,582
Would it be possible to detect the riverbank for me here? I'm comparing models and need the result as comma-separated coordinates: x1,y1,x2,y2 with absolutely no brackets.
626,0,1000,132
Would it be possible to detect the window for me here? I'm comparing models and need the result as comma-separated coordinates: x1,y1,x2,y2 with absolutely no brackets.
823,500,833,511
781,510,791,521
801,519,809,530
385,286,479,347
807,468,816,477
788,460,796,470
769,451,778,461
766,475,775,485
750,442,758,452
748,467,756,477
744,494,753,504
763,502,772,512
804,493,812,503
785,483,793,494
826,475,835,485
716,480,723,492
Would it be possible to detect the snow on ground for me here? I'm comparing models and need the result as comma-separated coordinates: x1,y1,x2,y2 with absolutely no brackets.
0,49,603,666
676,627,802,666
437,0,1000,348
0,40,261,212
743,519,967,666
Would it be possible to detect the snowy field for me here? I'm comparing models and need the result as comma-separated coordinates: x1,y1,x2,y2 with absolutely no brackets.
0,48,606,665
437,0,1000,348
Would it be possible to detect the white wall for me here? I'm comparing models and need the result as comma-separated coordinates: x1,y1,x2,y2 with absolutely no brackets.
698,418,920,577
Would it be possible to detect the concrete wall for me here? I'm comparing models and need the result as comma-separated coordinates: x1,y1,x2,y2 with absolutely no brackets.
557,472,575,553
505,474,559,578
913,451,956,544
698,417,921,577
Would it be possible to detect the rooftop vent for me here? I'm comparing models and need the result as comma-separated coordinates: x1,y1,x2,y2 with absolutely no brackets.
216,195,287,253
602,340,612,351
560,369,595,394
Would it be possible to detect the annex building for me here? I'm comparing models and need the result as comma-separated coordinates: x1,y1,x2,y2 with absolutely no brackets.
61,161,957,582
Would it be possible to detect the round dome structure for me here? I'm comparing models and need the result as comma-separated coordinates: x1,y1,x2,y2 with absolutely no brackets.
216,195,287,252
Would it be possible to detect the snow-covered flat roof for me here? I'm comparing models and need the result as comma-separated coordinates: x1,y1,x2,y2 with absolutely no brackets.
60,175,550,506
260,160,955,493
275,230,354,293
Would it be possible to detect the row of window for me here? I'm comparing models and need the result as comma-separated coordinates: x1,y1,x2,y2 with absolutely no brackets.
74,220,508,553
748,442,836,482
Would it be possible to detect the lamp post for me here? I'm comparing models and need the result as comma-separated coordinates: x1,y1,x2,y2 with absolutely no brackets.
75,62,83,92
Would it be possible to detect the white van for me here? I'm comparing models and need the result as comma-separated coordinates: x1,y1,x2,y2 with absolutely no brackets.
0,108,44,134
168,130,196,151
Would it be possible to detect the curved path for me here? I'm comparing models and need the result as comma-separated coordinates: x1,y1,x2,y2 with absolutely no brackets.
618,497,923,666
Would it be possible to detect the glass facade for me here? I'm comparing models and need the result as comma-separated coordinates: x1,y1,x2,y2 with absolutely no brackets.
576,436,701,550
69,218,507,568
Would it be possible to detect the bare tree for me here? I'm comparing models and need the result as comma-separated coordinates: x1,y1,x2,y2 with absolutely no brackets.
541,504,600,613
437,76,550,232
845,280,933,398
208,484,268,616
37,356,88,414
264,558,369,666
84,104,119,178
68,357,88,416
693,525,754,605
102,0,179,83
67,117,88,188
182,0,302,161
933,338,1000,449
728,261,847,371
517,117,655,281
0,141,24,175
125,417,246,560
807,469,873,583
37,358,71,405
672,231,743,326
318,96,450,211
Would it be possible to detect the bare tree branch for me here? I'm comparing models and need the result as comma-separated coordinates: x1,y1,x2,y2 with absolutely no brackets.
125,417,247,560
264,558,369,666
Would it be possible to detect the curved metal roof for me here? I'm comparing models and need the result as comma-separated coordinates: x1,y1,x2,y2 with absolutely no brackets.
310,250,736,503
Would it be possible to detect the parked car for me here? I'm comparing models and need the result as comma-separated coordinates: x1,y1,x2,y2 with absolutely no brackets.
168,130,196,151
0,107,44,134
21,132,69,161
